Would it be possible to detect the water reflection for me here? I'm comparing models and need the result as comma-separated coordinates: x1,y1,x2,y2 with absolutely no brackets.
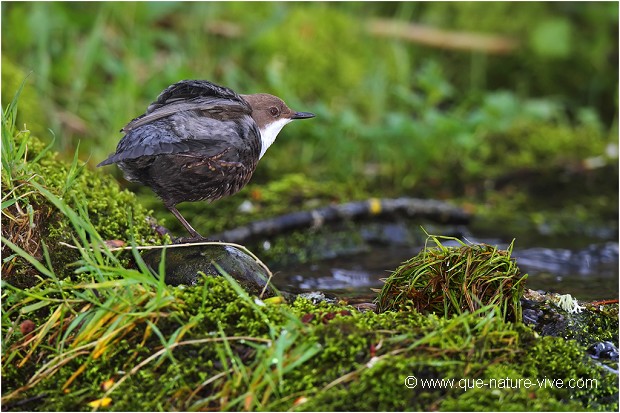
272,242,619,301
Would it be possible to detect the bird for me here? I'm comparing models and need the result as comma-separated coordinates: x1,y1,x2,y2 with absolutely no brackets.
98,79,315,241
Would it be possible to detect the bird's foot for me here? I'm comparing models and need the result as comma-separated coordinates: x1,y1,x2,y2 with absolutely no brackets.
172,235,221,244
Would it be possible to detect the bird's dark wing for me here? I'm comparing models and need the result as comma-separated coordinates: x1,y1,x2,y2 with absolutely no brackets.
151,80,245,107
123,80,251,132
97,109,260,167
98,80,259,168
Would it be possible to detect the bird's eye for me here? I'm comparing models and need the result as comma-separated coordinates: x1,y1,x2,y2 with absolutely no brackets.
269,107,280,117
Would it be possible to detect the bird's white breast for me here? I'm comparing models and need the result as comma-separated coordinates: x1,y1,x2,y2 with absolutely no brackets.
258,118,292,159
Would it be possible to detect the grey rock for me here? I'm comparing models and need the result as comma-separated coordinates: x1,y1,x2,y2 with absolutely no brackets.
142,244,275,296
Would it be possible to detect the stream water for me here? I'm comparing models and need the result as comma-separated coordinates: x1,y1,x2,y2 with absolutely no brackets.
271,235,619,301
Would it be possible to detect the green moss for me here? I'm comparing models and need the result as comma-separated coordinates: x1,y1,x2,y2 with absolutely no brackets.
167,276,287,338
294,355,448,411
1,121,162,285
439,365,586,412
520,336,619,410
586,303,620,344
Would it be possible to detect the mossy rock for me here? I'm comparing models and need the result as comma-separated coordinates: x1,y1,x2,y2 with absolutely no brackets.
522,289,619,346
1,121,163,287
142,243,276,297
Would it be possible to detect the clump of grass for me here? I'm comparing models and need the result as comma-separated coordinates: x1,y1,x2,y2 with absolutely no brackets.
376,234,527,321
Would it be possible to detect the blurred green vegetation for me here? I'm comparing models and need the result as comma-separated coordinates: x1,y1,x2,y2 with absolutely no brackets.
2,1,618,234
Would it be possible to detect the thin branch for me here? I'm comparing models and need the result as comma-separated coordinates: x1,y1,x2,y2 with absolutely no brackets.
367,19,519,54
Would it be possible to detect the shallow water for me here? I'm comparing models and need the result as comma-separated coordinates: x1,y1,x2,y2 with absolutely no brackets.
271,240,619,301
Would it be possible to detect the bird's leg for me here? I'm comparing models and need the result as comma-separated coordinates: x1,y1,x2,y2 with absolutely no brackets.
165,204,205,242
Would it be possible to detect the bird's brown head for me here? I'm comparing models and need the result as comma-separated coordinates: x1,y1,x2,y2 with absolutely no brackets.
240,93,315,158
241,93,314,128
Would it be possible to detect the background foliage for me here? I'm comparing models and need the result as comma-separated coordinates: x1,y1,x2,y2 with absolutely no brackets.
2,1,618,233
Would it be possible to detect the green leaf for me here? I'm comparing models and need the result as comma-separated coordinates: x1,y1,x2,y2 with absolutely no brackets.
20,299,52,314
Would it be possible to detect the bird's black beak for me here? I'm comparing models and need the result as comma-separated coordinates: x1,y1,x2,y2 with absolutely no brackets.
292,111,315,120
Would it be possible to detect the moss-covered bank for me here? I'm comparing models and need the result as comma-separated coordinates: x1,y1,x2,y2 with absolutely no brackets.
2,275,618,411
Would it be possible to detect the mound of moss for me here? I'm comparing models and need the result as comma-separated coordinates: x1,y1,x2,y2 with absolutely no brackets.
1,112,162,287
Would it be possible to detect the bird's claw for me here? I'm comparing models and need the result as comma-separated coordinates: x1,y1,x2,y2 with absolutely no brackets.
172,235,212,244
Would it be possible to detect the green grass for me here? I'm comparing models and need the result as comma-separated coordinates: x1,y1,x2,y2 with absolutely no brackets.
376,233,527,322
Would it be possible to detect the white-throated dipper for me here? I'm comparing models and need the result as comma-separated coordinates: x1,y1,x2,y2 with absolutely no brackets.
98,79,315,240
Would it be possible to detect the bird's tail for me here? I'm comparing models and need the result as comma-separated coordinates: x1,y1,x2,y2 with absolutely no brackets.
97,156,116,167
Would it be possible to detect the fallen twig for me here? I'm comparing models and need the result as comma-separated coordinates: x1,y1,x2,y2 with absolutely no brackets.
211,197,471,243
367,19,519,54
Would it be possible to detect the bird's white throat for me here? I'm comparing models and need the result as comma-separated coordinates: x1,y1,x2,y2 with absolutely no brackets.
258,118,292,159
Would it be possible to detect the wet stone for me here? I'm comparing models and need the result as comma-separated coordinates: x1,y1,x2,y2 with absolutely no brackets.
142,244,276,297
295,291,339,305
588,341,619,362
521,289,618,347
